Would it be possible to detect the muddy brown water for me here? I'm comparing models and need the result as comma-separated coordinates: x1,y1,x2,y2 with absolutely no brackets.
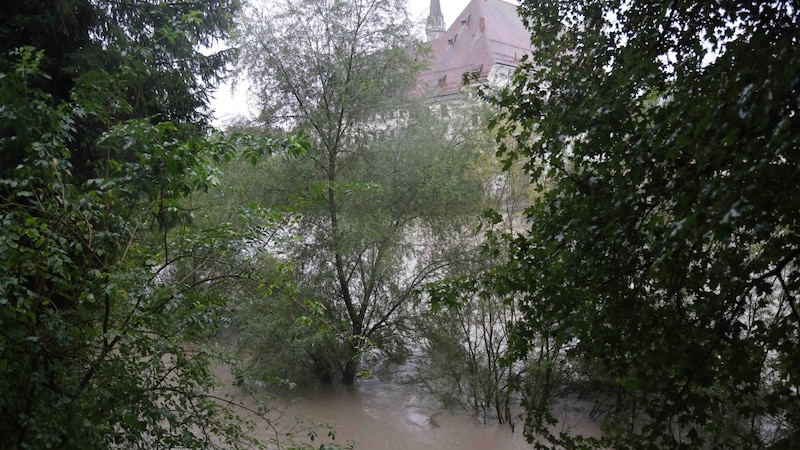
213,363,600,449
277,376,531,449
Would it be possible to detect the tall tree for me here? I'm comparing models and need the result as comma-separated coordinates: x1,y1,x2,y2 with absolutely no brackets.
238,0,487,384
0,0,237,178
475,0,800,448
0,1,295,448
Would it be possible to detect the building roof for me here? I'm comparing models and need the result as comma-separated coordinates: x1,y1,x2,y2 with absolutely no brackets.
416,0,531,98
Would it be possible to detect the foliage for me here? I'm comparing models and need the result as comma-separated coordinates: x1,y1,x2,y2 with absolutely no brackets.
0,47,274,448
238,0,420,129
416,271,520,426
470,0,800,448
226,104,488,385
414,97,535,427
0,1,319,448
0,0,239,178
236,0,488,384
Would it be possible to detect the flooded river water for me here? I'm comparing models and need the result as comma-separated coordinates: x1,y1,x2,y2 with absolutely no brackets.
214,362,599,449
279,374,531,450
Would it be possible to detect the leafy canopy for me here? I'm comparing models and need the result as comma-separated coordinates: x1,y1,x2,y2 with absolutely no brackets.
0,1,310,448
481,0,800,448
235,0,489,385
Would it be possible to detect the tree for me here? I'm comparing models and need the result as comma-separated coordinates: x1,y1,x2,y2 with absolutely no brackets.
227,107,488,385
470,0,800,448
0,0,237,178
416,264,521,426
237,0,487,383
0,1,301,448
412,96,536,428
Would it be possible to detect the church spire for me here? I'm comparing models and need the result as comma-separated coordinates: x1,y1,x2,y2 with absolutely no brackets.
425,0,445,42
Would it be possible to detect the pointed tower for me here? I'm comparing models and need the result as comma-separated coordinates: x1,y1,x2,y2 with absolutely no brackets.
416,0,532,98
425,0,445,42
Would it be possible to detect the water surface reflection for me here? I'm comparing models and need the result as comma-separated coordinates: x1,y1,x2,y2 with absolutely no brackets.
215,361,599,449
282,374,532,450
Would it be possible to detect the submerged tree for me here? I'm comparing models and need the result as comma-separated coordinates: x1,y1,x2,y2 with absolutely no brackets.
413,95,535,427
237,0,487,384
448,0,800,448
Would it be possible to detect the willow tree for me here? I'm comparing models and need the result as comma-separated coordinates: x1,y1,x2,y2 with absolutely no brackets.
473,0,800,448
238,0,487,384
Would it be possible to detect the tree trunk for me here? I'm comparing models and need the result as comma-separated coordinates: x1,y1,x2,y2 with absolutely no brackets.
341,340,359,384
341,360,358,385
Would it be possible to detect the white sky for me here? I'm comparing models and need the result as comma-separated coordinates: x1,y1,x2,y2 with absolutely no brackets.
409,0,472,26
210,0,474,124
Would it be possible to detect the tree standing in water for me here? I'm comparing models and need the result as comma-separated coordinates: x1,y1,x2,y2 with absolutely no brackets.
238,0,487,383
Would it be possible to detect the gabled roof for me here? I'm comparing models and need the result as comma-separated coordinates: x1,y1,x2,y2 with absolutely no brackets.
416,0,531,98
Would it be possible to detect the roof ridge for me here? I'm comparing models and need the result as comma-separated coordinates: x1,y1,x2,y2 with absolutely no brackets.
415,0,530,97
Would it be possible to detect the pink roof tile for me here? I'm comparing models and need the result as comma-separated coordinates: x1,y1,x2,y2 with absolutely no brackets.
416,0,531,98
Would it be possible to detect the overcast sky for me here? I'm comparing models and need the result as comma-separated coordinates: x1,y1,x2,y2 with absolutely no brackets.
408,0,472,25
210,0,484,123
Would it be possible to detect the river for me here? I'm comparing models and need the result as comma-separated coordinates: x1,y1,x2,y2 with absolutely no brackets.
213,361,600,449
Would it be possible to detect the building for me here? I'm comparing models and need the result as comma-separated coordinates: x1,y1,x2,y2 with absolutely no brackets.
417,0,531,100
416,0,534,209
